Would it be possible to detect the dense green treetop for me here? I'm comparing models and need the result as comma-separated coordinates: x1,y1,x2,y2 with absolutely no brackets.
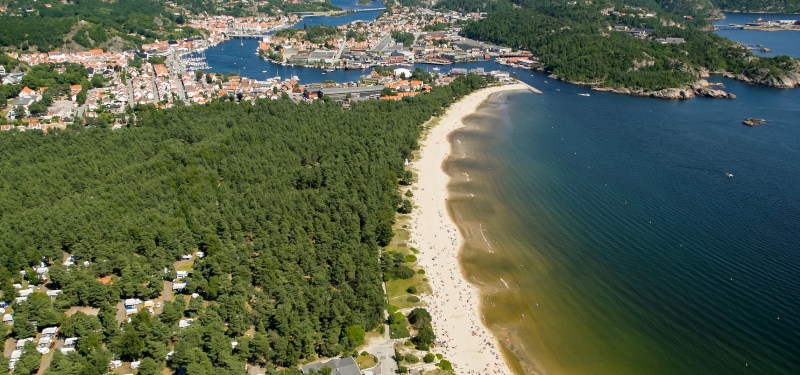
276,25,343,45
0,0,201,51
0,75,488,372
451,0,798,90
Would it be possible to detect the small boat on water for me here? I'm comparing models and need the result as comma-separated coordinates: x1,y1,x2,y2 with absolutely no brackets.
579,93,591,97
726,172,734,178
324,67,335,72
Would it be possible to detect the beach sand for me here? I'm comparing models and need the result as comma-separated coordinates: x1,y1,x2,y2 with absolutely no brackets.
409,83,530,374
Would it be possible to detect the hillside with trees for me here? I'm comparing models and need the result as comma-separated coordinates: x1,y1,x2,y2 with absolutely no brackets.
0,75,487,374
711,0,800,12
452,0,799,91
0,0,201,51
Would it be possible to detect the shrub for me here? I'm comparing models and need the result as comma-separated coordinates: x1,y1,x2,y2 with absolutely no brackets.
404,254,417,262
404,340,413,346
404,354,419,364
406,286,417,294
410,247,419,253
417,269,425,274
398,199,413,214
406,296,420,303
437,360,453,371
405,189,413,197
422,277,428,282
436,353,443,360
389,323,410,339
392,265,415,279
423,353,435,363
344,325,365,347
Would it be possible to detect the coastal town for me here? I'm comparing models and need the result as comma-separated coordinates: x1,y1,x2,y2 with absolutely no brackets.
1,5,523,131
0,1,527,373
2,0,799,374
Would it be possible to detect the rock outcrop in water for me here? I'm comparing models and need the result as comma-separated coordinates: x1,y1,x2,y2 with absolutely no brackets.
743,118,767,126
592,80,736,99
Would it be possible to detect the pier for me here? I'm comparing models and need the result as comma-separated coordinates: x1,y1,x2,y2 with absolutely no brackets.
715,24,744,30
291,8,385,17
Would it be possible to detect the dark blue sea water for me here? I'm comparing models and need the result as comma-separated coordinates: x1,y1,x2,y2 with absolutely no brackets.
468,76,800,374
714,13,800,57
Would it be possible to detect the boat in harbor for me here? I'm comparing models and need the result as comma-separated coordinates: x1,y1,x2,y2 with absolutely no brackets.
324,67,335,72
579,93,591,97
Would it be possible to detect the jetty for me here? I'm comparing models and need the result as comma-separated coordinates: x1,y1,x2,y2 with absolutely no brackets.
516,81,543,94
715,24,744,30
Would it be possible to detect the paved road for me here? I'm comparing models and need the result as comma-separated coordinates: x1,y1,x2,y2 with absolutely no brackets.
362,281,398,375
166,51,190,105
127,74,134,108
162,280,174,302
148,64,160,103
366,337,398,375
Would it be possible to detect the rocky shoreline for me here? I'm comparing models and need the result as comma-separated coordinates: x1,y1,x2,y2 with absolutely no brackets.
546,62,800,99
591,79,737,99
721,69,800,88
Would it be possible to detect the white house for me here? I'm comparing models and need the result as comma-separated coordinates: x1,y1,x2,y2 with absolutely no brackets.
180,254,193,261
131,361,141,369
37,337,53,353
179,319,193,328
60,347,75,355
41,327,58,337
124,298,142,308
15,297,28,304
19,288,34,298
64,337,78,347
46,290,62,298
3,314,13,323
35,267,48,275
125,308,138,316
61,337,78,354
173,282,187,291
195,252,205,258
109,360,122,369
16,337,35,349
176,270,188,279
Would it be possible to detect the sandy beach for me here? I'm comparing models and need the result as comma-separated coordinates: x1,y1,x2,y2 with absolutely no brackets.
409,83,530,374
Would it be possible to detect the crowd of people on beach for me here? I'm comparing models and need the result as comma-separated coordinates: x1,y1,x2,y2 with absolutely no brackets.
407,89,520,374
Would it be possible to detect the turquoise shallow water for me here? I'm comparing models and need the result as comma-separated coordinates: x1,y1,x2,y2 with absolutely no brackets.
451,78,800,374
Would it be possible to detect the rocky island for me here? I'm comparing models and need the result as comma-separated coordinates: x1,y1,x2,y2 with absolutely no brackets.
743,118,767,126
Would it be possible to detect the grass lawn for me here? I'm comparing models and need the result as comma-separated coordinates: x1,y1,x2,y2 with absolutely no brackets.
174,258,194,273
354,353,378,369
386,272,431,310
